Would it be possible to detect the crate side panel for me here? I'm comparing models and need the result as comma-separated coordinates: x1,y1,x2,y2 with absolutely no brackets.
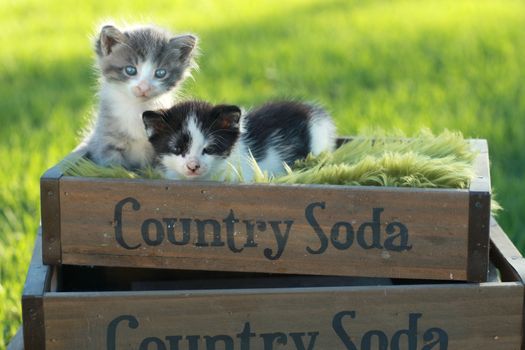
43,283,523,349
467,139,491,281
59,178,471,280
40,165,63,264
22,229,51,349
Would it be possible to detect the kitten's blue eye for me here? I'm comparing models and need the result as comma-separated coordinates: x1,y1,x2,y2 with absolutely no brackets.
154,68,167,79
124,66,137,76
172,147,182,155
202,147,211,155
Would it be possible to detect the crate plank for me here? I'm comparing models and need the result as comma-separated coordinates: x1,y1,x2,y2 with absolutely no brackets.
22,221,525,349
22,229,51,350
58,178,470,280
40,165,63,264
467,139,491,281
43,283,522,349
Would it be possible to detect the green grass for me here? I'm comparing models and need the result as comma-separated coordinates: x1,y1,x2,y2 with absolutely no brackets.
1,0,524,347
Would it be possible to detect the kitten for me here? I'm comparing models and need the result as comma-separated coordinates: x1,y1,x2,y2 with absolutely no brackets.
142,100,336,181
79,24,198,169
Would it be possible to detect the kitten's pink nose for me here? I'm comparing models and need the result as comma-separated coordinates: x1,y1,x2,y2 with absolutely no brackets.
133,82,151,97
186,160,201,172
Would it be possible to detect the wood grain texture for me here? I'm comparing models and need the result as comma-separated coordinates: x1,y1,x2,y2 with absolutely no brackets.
467,139,491,281
22,229,52,350
58,177,471,280
40,164,63,265
490,218,525,282
41,139,492,281
21,220,524,349
42,283,523,349
489,218,525,350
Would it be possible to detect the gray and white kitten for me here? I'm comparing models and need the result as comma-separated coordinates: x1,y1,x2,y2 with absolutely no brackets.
80,25,198,169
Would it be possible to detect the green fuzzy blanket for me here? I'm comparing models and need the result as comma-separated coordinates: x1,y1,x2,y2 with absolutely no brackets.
63,130,476,189
63,130,501,214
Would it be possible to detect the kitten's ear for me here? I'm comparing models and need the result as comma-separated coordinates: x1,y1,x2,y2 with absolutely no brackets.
168,34,198,62
96,25,126,56
143,110,168,137
212,105,242,129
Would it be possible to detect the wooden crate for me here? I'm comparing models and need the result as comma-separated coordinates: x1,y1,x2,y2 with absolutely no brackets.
22,221,524,349
41,140,491,281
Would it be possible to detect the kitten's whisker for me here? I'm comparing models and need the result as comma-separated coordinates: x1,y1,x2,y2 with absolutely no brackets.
210,139,227,148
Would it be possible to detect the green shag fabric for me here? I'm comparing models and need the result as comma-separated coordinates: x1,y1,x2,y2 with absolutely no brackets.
268,130,476,188
63,157,161,180
63,130,476,189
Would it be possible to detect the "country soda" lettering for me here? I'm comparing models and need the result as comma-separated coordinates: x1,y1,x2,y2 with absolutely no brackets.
106,311,447,350
113,198,412,259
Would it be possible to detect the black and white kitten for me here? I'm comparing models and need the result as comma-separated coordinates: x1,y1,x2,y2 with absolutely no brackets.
80,24,198,169
142,101,336,181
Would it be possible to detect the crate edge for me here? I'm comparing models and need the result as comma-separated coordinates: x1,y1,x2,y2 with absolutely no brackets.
22,229,52,349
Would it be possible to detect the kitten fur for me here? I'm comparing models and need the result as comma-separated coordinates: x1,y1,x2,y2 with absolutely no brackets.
79,24,198,169
143,100,337,181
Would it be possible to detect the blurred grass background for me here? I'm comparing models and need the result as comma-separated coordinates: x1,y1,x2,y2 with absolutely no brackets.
1,0,524,346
